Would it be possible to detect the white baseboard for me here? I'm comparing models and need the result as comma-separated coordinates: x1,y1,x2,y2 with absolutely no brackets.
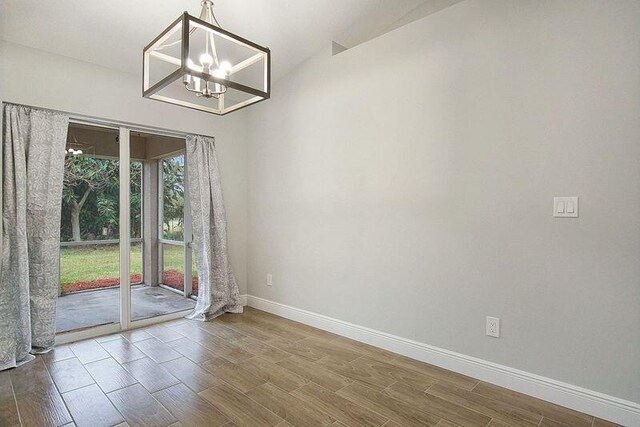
245,295,639,426
239,294,248,306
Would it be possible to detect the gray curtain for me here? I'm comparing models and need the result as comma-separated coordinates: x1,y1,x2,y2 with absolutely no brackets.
0,104,69,370
185,135,242,320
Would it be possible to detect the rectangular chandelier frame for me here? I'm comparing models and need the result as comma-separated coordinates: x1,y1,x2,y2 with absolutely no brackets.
143,12,271,115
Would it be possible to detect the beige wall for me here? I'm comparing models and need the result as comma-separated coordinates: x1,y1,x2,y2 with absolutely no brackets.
0,40,249,293
245,0,640,403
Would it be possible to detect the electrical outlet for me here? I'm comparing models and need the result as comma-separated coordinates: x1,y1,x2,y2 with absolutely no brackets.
266,273,273,287
486,316,500,338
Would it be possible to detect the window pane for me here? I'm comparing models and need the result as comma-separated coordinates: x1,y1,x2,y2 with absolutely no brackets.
60,242,120,293
131,242,143,285
162,155,184,240
130,161,143,239
61,158,119,242
57,124,120,333
162,243,184,292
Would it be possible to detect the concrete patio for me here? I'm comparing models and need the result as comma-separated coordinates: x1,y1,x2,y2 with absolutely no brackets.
56,285,195,332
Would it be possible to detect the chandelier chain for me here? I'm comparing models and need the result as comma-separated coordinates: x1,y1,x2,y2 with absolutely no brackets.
155,0,222,51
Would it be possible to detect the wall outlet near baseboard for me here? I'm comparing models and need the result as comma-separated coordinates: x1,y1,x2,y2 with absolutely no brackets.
486,316,500,338
266,273,273,287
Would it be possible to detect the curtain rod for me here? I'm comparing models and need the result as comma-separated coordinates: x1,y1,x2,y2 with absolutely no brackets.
2,101,216,142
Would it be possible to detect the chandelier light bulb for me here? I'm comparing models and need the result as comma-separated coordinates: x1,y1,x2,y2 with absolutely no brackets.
199,53,214,69
219,61,232,73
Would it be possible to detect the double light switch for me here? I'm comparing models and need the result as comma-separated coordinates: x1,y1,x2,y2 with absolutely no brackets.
553,197,578,218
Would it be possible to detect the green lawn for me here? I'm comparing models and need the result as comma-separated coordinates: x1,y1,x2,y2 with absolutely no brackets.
60,243,195,290
163,244,198,278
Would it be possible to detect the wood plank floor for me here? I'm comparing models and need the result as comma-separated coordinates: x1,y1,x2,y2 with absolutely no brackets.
1,307,617,427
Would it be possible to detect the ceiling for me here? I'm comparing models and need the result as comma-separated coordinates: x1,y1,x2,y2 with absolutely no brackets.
0,0,462,82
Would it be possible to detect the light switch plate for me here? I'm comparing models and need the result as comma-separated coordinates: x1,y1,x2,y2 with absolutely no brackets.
553,197,578,218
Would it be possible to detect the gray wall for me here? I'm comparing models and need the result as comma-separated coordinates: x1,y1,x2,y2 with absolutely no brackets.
2,0,639,405
0,40,249,294
246,0,640,402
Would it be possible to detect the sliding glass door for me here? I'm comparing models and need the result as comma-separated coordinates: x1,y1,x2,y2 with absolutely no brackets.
130,132,195,322
57,124,123,333
56,123,195,341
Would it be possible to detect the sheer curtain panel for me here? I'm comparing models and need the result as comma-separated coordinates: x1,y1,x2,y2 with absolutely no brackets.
185,135,242,320
0,104,69,370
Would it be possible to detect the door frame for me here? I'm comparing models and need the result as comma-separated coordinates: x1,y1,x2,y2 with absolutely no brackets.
55,121,194,345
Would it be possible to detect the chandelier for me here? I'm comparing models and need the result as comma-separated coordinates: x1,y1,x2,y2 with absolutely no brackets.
143,0,270,115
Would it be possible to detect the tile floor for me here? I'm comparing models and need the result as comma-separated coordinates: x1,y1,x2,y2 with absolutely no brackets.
1,307,617,427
